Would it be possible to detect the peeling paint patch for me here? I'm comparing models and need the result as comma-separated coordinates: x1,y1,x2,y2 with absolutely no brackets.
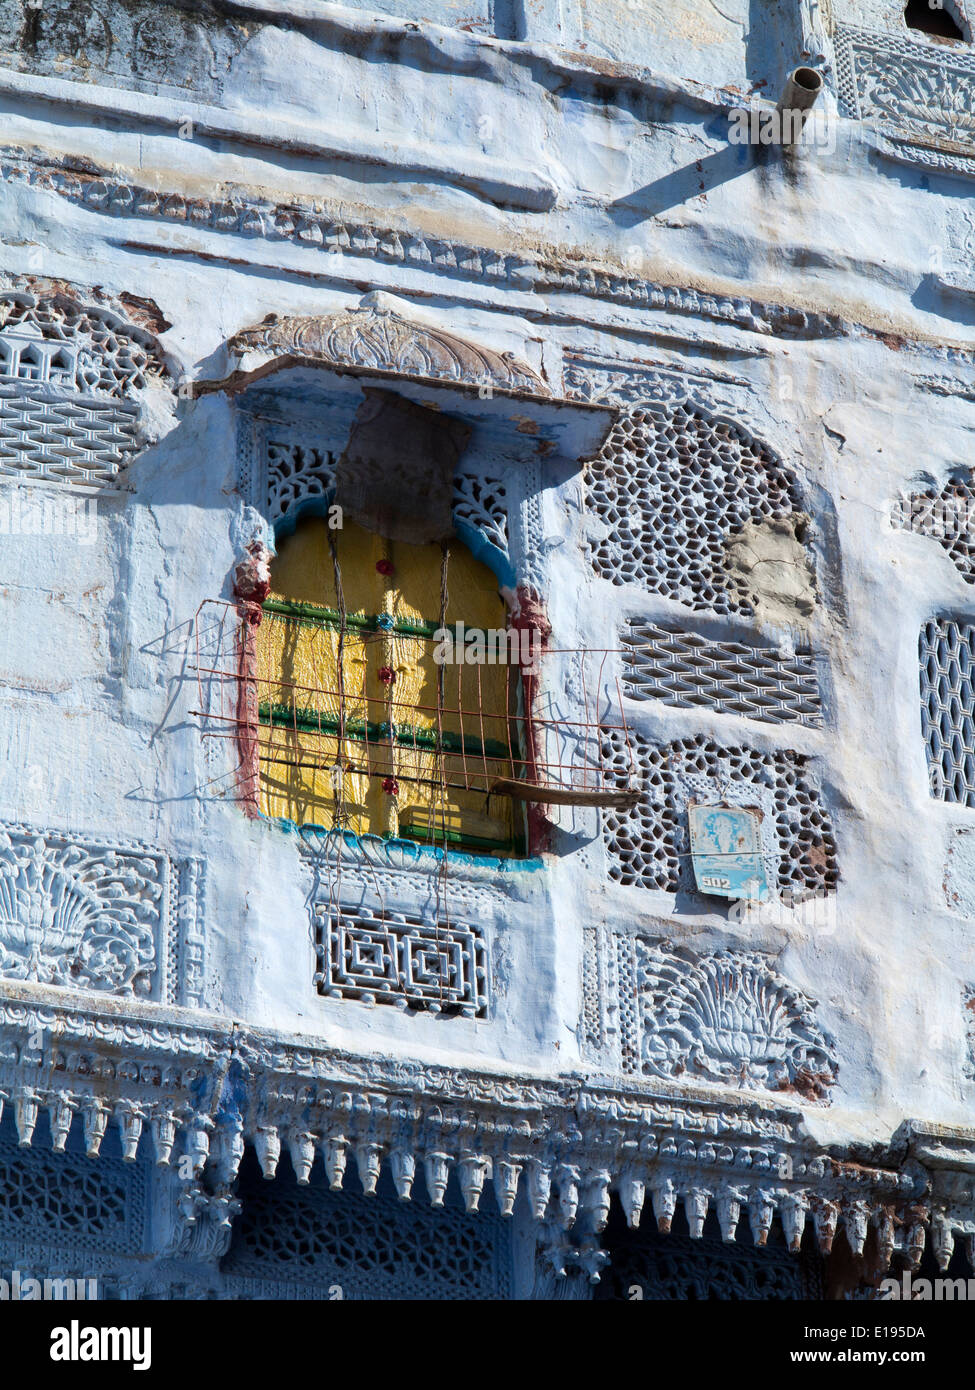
725,515,816,629
944,826,975,916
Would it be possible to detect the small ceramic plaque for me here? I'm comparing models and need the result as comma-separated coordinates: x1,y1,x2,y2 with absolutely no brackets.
688,803,769,901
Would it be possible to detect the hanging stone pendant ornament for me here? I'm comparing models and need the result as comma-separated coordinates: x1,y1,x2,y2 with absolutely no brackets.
688,803,769,901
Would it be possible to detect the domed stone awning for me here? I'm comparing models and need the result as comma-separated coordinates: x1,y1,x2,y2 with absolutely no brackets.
197,291,617,463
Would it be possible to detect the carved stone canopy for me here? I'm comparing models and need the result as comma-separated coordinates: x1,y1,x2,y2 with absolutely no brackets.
228,291,550,397
204,291,617,466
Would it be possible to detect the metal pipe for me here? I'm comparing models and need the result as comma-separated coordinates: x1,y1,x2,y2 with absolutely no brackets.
776,66,824,143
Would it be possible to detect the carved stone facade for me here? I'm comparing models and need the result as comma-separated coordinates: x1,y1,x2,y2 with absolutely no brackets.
0,282,171,485
835,24,975,176
1,0,975,1308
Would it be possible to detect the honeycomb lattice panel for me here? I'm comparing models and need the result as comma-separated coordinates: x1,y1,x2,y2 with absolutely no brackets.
895,479,975,586
622,620,822,726
601,730,837,899
587,404,804,615
920,618,975,806
0,384,140,483
224,1152,512,1299
0,1113,147,1254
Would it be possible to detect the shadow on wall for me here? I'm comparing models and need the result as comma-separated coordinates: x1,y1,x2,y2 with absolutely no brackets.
609,141,755,224
745,0,805,97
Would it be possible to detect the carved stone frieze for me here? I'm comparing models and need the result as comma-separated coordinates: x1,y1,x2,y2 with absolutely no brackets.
0,990,964,1279
0,0,249,102
229,294,548,396
835,24,975,176
0,148,850,343
563,351,751,417
585,931,837,1102
635,942,838,1101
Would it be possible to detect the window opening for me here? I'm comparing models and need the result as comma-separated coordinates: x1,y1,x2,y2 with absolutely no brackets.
904,0,966,40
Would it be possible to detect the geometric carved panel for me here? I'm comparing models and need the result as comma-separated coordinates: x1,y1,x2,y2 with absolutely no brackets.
920,618,975,805
0,1112,148,1255
0,383,141,485
622,620,823,726
314,905,488,1017
0,291,167,487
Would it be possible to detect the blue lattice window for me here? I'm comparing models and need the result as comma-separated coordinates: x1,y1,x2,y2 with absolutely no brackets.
223,1147,513,1300
0,1110,150,1259
594,1200,822,1301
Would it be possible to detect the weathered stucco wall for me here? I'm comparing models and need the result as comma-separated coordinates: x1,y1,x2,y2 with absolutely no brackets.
2,0,975,1297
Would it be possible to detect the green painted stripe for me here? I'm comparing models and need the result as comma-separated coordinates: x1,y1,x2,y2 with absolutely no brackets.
258,702,511,759
262,597,438,639
399,822,516,852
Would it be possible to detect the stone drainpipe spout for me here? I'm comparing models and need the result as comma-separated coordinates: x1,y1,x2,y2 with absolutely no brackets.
776,66,824,142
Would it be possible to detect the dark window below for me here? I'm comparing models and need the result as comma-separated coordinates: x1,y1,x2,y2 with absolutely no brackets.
904,0,966,40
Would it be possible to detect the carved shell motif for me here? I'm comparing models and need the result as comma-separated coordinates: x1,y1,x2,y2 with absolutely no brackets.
0,828,160,994
636,942,838,1101
230,295,549,396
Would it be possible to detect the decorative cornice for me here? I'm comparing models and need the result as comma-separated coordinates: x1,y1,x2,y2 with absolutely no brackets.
0,146,852,345
0,987,964,1279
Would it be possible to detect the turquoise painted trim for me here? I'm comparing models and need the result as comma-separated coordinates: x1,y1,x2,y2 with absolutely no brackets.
273,500,517,592
273,492,338,545
274,820,543,871
453,518,517,591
